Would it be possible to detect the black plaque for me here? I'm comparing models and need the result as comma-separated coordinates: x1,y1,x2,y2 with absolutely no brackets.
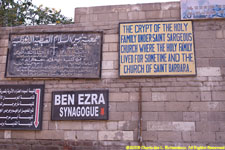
0,85,44,130
52,90,108,120
6,32,102,78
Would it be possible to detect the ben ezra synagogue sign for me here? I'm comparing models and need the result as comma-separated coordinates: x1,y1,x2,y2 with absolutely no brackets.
6,32,102,78
51,90,108,120
119,21,196,77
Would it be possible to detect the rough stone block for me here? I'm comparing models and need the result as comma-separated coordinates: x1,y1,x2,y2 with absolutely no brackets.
165,102,189,111
201,92,212,101
213,48,225,58
176,92,200,101
182,132,191,142
138,11,146,20
89,14,98,22
158,112,183,121
158,132,182,142
142,131,157,141
79,15,89,22
196,121,219,132
0,39,8,47
147,121,195,131
93,6,114,14
220,102,225,111
142,102,164,111
12,131,35,139
102,70,118,79
212,39,225,48
161,2,180,10
42,121,48,130
0,48,7,56
131,5,141,11
195,39,212,48
109,112,124,121
97,13,119,22
199,112,208,121
170,10,180,18
155,82,171,87
75,8,89,15
119,12,128,20
0,56,6,64
128,12,139,20
104,34,118,43
116,102,138,112
42,111,51,121
4,131,11,139
145,11,163,19
98,131,133,141
208,112,225,121
152,92,176,101
191,132,216,142
44,93,51,103
107,122,118,130
196,58,210,67
102,61,114,69
152,88,166,92
108,43,118,52
77,131,97,140
102,43,109,52
102,52,118,61
118,121,138,131
216,132,225,142
189,102,220,111
210,58,225,67
82,122,106,130
183,112,200,121
142,112,158,121
132,112,139,121
212,92,225,101
109,93,129,101
35,130,64,139
141,3,161,10
195,31,216,39
208,76,223,81
142,92,152,101
64,131,75,140
196,48,214,58
216,30,223,38
49,121,82,130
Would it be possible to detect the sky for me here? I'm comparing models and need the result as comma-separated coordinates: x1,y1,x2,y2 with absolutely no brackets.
33,0,180,20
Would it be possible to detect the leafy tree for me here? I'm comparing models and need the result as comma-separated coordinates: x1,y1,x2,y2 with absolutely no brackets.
0,0,73,27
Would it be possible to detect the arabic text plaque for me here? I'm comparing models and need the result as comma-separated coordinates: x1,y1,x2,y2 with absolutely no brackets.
6,32,102,78
0,85,44,130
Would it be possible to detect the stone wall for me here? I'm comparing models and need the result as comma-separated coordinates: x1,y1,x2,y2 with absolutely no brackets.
0,1,225,150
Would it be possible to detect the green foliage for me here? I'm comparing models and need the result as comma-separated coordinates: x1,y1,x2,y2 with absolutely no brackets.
0,0,73,27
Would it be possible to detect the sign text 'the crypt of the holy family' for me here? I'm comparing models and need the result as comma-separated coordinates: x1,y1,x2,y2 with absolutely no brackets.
119,21,196,77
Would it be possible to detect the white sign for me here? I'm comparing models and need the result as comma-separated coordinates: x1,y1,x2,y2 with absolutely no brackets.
181,0,225,20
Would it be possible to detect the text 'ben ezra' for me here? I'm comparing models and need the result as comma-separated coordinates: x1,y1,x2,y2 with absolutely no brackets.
52,91,108,120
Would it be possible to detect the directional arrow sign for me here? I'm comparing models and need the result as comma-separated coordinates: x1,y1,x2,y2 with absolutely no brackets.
34,89,41,128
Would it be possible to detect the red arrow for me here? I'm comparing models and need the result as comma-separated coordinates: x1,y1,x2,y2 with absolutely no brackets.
100,108,104,116
34,89,40,128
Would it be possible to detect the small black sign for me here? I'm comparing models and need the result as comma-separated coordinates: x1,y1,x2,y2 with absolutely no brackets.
6,32,102,78
51,90,108,120
0,85,44,130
